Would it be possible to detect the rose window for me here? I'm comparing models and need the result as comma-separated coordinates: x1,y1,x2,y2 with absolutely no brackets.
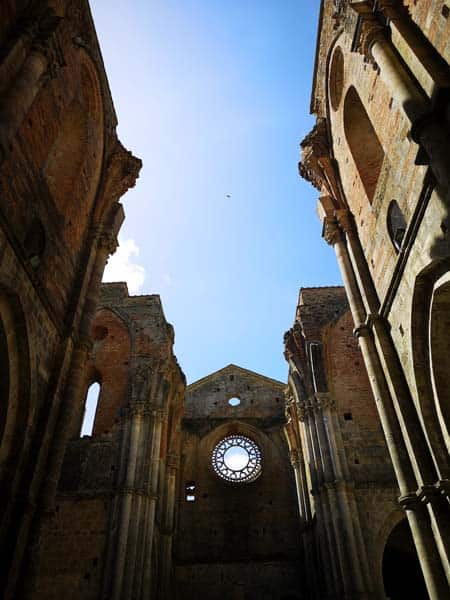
212,435,262,483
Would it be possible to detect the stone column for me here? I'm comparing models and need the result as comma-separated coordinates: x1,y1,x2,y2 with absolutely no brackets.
324,214,449,599
159,452,179,599
290,446,309,522
39,233,115,509
313,395,367,598
318,393,372,597
0,13,62,163
305,400,342,598
141,405,167,597
111,403,145,600
355,8,450,194
337,207,450,585
291,443,322,600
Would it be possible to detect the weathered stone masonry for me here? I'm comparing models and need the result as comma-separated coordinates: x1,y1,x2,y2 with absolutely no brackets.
0,2,141,597
299,1,450,598
32,283,185,600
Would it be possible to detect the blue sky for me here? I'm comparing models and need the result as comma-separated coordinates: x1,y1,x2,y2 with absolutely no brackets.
92,0,341,385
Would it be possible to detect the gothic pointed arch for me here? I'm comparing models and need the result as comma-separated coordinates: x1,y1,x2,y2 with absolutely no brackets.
411,260,450,475
0,289,31,504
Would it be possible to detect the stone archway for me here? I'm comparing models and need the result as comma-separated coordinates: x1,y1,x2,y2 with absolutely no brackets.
382,518,427,600
0,292,30,488
411,264,450,470
429,278,450,453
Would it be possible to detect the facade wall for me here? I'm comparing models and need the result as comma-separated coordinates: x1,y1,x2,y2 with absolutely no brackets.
284,287,399,599
32,283,185,600
0,2,141,597
300,1,450,597
175,365,303,600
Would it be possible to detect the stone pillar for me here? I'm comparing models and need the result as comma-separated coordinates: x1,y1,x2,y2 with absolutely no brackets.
290,446,309,522
289,445,320,600
378,0,450,93
318,393,373,597
112,403,145,600
159,452,179,599
141,405,167,597
38,233,115,509
313,395,369,598
107,363,169,600
0,12,62,163
304,401,342,598
337,207,450,585
324,214,449,599
354,8,450,194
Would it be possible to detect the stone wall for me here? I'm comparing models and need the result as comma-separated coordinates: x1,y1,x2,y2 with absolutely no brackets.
285,286,399,599
0,2,140,597
32,283,185,600
299,2,450,595
175,365,303,600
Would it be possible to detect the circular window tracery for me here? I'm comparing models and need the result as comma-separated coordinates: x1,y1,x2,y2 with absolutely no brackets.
212,435,262,483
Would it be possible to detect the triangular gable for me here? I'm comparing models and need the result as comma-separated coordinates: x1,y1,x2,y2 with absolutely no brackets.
187,363,286,392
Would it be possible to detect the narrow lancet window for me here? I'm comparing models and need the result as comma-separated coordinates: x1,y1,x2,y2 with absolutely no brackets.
80,382,101,436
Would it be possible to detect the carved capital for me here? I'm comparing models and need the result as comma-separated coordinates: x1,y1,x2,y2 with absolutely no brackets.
151,407,168,422
167,453,180,470
290,448,303,469
297,401,308,422
316,392,336,411
323,215,342,246
32,13,65,80
127,401,149,418
332,0,350,30
352,8,389,65
335,209,357,237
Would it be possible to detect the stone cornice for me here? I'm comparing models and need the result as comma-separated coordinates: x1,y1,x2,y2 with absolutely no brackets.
299,118,330,192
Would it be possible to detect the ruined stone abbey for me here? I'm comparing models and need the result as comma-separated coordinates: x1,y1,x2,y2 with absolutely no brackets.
0,1,449,598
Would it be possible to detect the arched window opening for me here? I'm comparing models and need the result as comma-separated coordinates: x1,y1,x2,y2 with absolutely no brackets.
343,86,385,203
387,200,407,251
80,382,101,437
430,281,450,452
382,519,427,599
0,316,10,444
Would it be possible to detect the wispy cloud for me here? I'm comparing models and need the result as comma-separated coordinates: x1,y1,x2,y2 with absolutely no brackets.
102,237,146,294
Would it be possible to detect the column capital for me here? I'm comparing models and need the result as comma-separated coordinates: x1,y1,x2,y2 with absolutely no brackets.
151,407,168,422
315,392,336,411
335,208,357,237
323,215,343,246
352,6,389,65
167,453,180,470
297,402,307,422
290,448,303,469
